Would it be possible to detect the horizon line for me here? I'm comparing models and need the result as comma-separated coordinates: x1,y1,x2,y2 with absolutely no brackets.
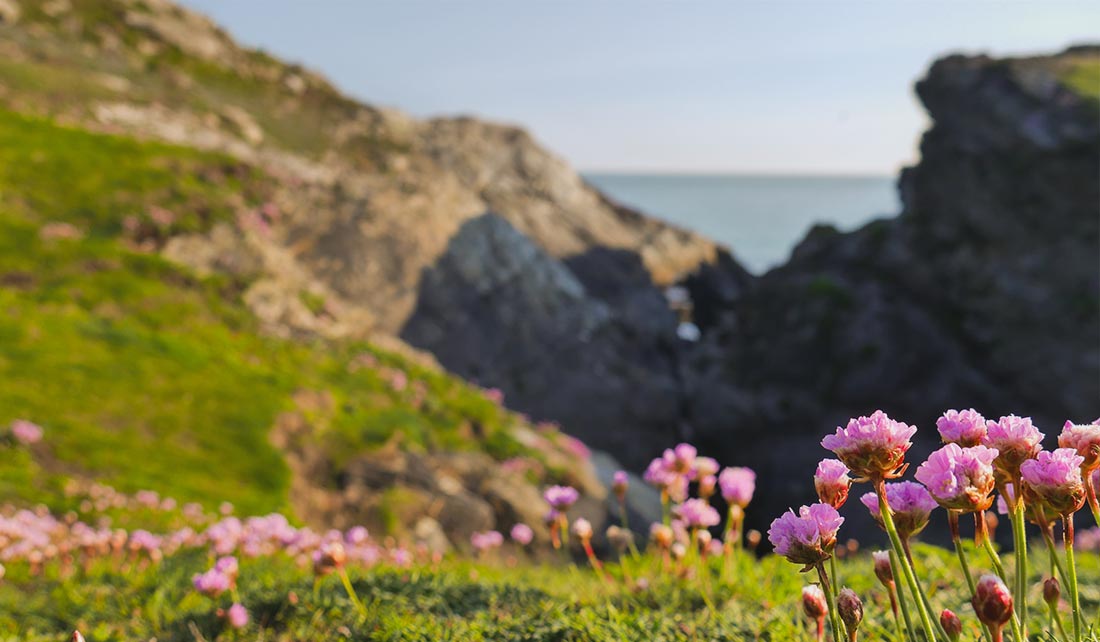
579,168,899,179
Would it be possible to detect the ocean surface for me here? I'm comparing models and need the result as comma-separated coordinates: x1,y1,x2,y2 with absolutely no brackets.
584,173,900,274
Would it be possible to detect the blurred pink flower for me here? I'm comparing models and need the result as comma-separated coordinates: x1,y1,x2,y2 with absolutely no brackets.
718,467,755,507
10,420,43,445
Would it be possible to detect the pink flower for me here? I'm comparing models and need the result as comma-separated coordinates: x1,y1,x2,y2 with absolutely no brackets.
662,443,698,477
694,457,720,478
543,485,579,511
914,444,999,512
860,481,937,539
1059,421,1100,472
470,530,504,552
510,523,533,546
821,410,917,480
1020,449,1086,516
10,420,43,445
814,459,851,509
767,503,843,568
226,603,249,629
675,498,720,529
983,415,1044,478
718,467,756,507
936,409,987,447
612,470,629,502
571,518,593,541
192,568,230,597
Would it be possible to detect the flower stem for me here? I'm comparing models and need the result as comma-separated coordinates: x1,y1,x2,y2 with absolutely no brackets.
337,567,368,618
619,500,641,559
876,481,938,641
1063,514,1082,642
816,562,844,642
949,512,991,642
1010,504,1029,640
889,550,917,642
828,553,841,604
902,538,951,641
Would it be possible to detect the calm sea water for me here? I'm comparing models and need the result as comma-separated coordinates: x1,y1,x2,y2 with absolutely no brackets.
584,173,900,274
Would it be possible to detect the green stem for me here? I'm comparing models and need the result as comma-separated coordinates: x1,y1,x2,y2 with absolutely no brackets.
1011,505,1028,640
1063,514,1082,642
829,553,841,604
619,501,641,559
337,567,368,618
876,481,938,641
979,534,1023,641
1049,598,1071,642
903,539,951,642
816,562,844,642
890,550,918,642
949,513,991,642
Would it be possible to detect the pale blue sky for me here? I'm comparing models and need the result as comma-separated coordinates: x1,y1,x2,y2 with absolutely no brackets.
180,1,1098,174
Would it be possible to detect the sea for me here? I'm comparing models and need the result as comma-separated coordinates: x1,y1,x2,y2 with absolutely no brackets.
584,173,901,274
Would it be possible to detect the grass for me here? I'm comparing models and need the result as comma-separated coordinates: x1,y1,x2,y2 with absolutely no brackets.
0,106,550,518
4,537,1100,641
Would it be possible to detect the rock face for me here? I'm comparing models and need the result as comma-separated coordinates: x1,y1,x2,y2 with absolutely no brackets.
682,47,1100,535
402,213,689,467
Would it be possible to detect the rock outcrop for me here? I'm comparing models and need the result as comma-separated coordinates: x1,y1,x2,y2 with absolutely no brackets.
683,46,1100,535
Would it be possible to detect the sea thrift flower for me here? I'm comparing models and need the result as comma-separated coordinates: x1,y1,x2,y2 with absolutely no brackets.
612,471,629,502
226,603,249,629
1059,421,1100,472
694,456,720,478
662,443,698,477
192,568,230,597
470,530,504,553
814,459,852,509
937,409,987,447
72,633,85,642
983,415,1044,479
745,529,762,549
718,467,756,507
860,482,937,539
510,523,533,546
837,589,863,640
571,518,593,542
821,410,916,480
914,443,999,512
802,584,828,641
1020,448,1086,515
675,498,720,529
972,574,1013,639
10,420,43,445
650,523,674,549
698,474,717,499
768,503,843,568
543,485,579,511
312,541,347,576
940,609,962,642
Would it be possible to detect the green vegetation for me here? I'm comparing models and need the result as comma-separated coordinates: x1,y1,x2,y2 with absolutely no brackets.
0,107,540,516
1061,56,1100,103
5,539,1099,641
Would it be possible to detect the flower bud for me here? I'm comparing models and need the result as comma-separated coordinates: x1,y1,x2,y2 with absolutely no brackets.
1043,576,1061,607
940,609,962,642
872,550,893,586
670,541,687,561
605,525,634,553
612,471,629,503
571,518,593,542
837,588,863,636
746,529,762,550
695,528,712,552
72,633,86,642
650,524,674,550
972,574,1013,634
801,584,828,620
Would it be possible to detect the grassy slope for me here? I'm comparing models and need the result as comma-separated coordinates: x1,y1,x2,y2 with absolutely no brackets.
0,108,536,517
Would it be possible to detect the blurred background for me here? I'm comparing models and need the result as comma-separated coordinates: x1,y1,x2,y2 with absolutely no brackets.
0,0,1096,547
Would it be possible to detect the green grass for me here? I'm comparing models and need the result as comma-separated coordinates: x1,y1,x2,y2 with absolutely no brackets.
0,107,546,517
4,539,1099,641
1061,57,1100,103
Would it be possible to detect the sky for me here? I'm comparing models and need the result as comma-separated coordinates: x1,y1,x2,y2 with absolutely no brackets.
179,1,1099,175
